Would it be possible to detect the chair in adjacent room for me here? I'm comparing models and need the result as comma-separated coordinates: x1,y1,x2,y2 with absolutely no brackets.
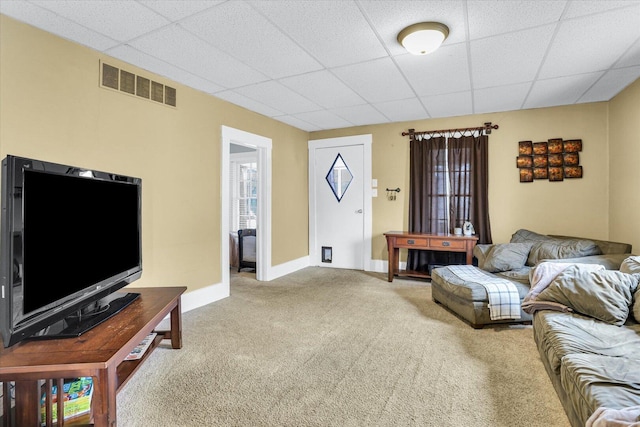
237,228,257,272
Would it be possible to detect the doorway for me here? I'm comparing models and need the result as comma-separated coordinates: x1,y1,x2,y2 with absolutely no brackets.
308,134,372,270
221,126,272,284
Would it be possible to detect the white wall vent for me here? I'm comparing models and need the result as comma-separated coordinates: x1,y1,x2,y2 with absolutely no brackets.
100,61,176,107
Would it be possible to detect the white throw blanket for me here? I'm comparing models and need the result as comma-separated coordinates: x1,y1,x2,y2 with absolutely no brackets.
587,406,640,427
447,265,521,320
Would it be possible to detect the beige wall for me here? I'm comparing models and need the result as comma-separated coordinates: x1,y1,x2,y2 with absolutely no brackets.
312,104,611,261
609,78,640,252
0,15,309,292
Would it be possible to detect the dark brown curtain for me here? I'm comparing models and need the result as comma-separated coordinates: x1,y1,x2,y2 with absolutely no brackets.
407,133,492,272
448,134,492,245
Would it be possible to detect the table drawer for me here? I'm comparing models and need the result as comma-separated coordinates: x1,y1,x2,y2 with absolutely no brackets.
429,238,466,249
395,237,428,247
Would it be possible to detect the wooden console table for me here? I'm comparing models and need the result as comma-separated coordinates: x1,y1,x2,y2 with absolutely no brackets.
384,231,478,282
0,286,186,427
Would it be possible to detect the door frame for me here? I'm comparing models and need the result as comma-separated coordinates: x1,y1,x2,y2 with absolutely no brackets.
308,134,372,270
222,126,272,283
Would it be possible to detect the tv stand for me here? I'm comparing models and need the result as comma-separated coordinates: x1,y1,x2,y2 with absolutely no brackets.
31,292,141,340
0,286,185,427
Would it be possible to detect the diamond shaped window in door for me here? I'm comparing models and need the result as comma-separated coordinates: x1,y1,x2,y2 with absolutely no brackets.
326,153,353,202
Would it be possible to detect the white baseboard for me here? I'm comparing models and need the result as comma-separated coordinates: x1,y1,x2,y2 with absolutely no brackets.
266,256,310,281
368,259,405,273
181,282,229,313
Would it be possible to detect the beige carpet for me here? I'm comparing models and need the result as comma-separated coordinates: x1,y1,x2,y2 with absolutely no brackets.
117,267,570,427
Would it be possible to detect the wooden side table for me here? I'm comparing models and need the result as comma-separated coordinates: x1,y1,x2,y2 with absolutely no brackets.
384,231,478,282
0,286,186,427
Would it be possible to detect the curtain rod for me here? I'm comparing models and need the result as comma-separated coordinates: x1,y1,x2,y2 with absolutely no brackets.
402,122,499,137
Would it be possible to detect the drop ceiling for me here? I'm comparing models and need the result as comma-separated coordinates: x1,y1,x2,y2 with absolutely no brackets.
2,0,640,132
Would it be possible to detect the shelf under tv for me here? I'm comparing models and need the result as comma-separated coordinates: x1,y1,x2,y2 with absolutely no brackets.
0,286,186,427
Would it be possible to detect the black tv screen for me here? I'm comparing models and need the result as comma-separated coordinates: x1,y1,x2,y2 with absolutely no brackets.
1,155,142,347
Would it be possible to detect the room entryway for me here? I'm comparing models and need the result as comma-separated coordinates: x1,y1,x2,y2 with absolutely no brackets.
222,126,272,284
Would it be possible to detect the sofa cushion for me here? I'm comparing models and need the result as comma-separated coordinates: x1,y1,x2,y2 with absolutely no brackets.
561,353,640,425
527,239,602,266
477,243,530,273
621,256,640,274
544,253,631,270
533,311,640,377
635,287,640,324
496,266,531,285
536,267,639,325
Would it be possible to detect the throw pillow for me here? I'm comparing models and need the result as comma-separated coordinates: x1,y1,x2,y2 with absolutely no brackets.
535,266,639,326
621,256,640,275
525,261,605,302
473,244,492,268
510,229,552,244
478,243,530,273
526,239,602,266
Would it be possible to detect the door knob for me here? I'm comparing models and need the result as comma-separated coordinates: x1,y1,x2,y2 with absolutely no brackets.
355,209,363,213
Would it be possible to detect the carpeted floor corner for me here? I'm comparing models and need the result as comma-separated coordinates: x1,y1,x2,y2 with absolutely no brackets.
117,267,570,427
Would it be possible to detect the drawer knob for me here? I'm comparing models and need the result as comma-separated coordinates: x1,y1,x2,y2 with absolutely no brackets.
441,241,450,247
407,239,415,244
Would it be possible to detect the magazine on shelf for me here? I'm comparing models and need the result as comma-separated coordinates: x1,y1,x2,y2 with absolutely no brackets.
125,332,157,361
40,377,93,425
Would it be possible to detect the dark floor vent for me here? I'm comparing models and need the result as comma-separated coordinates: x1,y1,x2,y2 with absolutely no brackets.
100,61,176,108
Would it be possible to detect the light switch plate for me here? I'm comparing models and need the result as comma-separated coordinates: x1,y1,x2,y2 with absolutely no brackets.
372,179,378,187
372,189,378,197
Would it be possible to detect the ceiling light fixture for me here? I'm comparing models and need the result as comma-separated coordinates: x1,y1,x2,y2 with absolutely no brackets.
397,22,449,55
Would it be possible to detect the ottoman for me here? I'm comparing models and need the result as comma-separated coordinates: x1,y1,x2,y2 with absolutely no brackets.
430,265,533,328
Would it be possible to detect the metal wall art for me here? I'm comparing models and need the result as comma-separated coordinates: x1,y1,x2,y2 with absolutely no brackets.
516,138,583,182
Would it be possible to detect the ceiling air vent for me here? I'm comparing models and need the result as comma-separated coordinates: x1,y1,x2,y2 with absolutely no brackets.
100,61,176,108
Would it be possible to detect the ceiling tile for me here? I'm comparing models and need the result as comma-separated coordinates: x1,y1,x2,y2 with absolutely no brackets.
129,25,268,88
30,0,169,42
183,2,322,79
616,38,640,68
332,57,415,103
359,0,467,56
214,90,285,117
0,1,119,51
421,91,473,118
234,81,320,115
332,104,389,126
470,24,556,89
523,73,604,109
564,1,640,19
272,115,321,132
107,45,225,93
539,6,640,79
467,0,567,40
292,110,354,130
374,98,428,122
395,43,470,96
579,66,640,103
474,83,531,114
279,71,365,109
249,0,387,67
139,0,224,21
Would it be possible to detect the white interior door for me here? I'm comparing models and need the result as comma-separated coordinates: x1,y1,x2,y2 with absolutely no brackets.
309,135,372,270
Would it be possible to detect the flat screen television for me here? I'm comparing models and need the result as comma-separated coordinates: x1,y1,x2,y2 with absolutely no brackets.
0,155,142,348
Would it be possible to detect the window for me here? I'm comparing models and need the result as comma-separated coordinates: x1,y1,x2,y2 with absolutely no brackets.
230,153,257,231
